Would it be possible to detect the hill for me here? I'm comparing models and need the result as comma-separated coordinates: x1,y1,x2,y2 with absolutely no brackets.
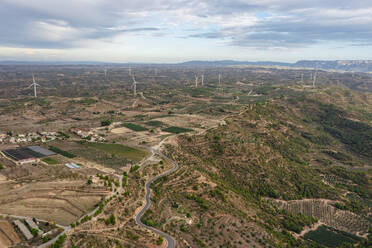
142,87,372,247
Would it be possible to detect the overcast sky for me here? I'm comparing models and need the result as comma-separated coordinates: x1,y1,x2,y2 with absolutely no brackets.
1,0,372,62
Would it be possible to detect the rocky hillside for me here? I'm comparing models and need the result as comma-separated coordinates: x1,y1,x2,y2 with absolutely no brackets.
143,87,372,247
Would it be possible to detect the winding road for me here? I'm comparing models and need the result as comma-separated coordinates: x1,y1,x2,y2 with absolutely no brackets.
135,148,178,248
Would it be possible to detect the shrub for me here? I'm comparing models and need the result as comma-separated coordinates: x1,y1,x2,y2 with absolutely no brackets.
101,120,112,126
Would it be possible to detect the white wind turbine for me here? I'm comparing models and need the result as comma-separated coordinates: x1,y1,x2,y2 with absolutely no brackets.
28,74,41,98
218,73,221,86
132,73,137,97
195,75,198,87
312,69,318,88
201,74,204,86
301,73,304,85
104,67,108,78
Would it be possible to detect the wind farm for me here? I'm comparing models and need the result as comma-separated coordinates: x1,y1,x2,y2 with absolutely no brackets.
0,62,371,248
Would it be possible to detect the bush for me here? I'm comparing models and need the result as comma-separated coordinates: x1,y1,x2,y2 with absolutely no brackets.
30,228,38,237
101,120,112,126
105,214,116,225
130,165,140,173
58,131,70,139
50,233,67,248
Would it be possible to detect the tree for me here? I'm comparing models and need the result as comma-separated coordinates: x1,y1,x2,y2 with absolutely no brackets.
101,120,112,126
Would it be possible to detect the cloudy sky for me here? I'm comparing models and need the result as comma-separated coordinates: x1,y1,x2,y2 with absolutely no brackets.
1,0,372,62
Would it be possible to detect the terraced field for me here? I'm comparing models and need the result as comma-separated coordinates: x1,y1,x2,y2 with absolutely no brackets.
0,164,110,226
0,220,21,247
273,199,371,236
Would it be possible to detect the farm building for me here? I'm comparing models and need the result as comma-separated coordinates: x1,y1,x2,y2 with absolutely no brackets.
13,220,33,240
25,218,43,235
2,146,55,165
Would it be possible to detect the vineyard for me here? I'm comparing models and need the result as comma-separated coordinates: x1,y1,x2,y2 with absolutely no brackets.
273,199,371,236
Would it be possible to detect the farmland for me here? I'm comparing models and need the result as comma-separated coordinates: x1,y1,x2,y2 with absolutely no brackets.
122,123,148,132
0,64,371,247
42,157,59,164
162,126,193,134
0,163,109,225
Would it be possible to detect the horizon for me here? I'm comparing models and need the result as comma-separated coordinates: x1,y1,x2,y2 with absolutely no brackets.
1,59,372,65
1,1,372,62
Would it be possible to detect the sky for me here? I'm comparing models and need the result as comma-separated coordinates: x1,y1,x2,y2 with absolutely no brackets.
0,0,372,63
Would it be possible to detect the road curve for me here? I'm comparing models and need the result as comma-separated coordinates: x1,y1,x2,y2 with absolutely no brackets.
135,149,178,248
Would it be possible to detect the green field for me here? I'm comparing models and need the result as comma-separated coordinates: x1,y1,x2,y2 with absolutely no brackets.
145,121,164,127
49,146,76,158
304,225,360,247
162,126,193,134
42,157,59,165
83,142,147,162
122,123,148,131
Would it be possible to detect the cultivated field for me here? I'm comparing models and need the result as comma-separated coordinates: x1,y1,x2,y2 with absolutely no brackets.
0,163,110,226
0,220,21,247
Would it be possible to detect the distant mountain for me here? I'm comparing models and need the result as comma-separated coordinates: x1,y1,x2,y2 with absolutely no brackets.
179,60,292,67
294,60,372,72
180,60,372,72
1,60,372,72
0,61,107,65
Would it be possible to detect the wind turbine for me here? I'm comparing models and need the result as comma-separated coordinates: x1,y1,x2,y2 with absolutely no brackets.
195,75,198,88
28,74,40,98
104,67,107,78
201,74,204,86
301,73,304,85
312,69,318,88
218,73,221,86
132,73,137,97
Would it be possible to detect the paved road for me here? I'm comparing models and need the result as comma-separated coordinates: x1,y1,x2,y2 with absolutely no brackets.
135,149,178,248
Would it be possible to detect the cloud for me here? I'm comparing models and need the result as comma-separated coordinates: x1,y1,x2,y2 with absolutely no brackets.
0,0,372,50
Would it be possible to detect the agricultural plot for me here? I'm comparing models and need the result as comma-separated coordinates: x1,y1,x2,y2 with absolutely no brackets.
42,157,59,164
162,126,193,134
0,220,21,247
273,199,370,236
145,120,164,127
122,123,148,131
48,146,76,158
304,225,360,247
82,142,147,162
69,141,148,169
0,164,109,226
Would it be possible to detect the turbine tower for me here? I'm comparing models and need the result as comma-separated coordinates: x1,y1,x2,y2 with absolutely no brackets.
312,70,318,88
218,73,221,86
28,74,40,98
104,67,107,78
195,75,198,88
301,73,304,85
132,73,137,97
201,74,204,86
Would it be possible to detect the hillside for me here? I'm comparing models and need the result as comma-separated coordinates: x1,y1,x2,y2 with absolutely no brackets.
142,87,372,247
